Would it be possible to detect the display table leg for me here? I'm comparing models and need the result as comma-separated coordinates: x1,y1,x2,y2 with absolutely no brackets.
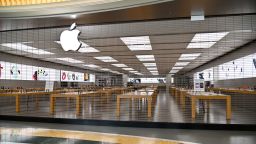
226,96,232,120
35,96,39,108
76,96,81,116
50,96,55,114
116,96,120,116
148,97,152,117
191,97,196,119
16,95,20,113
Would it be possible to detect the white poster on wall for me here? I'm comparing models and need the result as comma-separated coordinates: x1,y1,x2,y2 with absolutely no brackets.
194,79,205,92
89,74,95,83
128,77,166,83
0,61,5,80
0,61,61,82
45,81,54,92
61,70,84,82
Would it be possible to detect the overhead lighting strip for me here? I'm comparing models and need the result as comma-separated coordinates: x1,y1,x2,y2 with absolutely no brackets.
136,55,155,61
187,32,229,49
55,57,84,63
179,53,201,60
120,36,152,51
1,43,54,55
94,56,118,62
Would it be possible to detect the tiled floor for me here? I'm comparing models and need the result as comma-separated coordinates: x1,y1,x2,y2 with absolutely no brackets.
0,88,255,124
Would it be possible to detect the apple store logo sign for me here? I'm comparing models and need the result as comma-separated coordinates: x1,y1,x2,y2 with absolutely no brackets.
60,23,82,51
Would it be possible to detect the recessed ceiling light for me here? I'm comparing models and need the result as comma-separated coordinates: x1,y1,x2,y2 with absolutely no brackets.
147,67,158,70
122,68,134,71
174,62,190,66
135,72,143,75
179,53,201,60
78,42,99,53
121,36,150,45
150,71,158,73
172,67,183,70
79,47,99,53
191,32,229,42
120,36,152,51
127,45,152,51
1,43,54,55
94,56,118,62
170,69,180,73
111,64,128,67
143,63,156,67
151,72,159,75
55,57,84,63
136,55,155,61
187,42,216,48
84,64,99,68
187,32,229,49
101,68,111,71
71,15,77,19
130,71,138,73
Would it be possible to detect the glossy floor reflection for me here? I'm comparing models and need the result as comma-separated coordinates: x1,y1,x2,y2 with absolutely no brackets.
0,127,196,144
0,88,255,124
0,121,255,144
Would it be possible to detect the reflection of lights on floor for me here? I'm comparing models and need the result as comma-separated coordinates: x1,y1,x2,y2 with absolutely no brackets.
0,127,198,144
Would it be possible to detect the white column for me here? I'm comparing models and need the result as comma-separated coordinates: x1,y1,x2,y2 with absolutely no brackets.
166,74,173,92
122,74,128,87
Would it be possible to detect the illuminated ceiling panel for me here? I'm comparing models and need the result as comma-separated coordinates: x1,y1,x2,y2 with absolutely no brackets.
0,0,67,6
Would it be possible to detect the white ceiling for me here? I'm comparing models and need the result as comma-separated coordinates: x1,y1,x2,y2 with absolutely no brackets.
0,14,255,76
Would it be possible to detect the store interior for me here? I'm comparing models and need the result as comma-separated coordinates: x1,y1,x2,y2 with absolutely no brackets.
0,0,256,127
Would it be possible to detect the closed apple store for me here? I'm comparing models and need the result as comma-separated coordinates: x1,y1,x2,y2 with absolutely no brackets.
0,0,255,144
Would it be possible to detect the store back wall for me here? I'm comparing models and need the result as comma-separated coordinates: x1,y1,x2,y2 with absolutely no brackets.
0,52,94,89
214,77,256,88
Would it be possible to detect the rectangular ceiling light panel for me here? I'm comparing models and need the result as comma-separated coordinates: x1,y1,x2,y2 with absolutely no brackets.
94,56,118,62
170,69,180,73
120,36,152,51
187,42,216,48
187,32,229,48
126,45,152,51
147,67,158,70
136,55,155,61
135,73,143,75
111,64,128,67
191,32,229,42
174,62,190,66
122,68,134,71
1,43,54,55
55,57,84,63
84,64,99,68
143,63,156,67
78,42,100,53
110,71,121,74
179,53,201,60
101,68,111,71
172,67,184,70
152,73,159,75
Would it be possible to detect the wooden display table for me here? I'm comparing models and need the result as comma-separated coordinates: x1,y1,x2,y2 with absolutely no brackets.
50,90,114,115
0,91,59,112
50,91,98,115
209,88,256,95
116,90,154,117
186,91,232,120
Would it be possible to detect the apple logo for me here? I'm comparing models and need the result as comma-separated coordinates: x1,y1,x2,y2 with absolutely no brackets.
60,23,82,51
